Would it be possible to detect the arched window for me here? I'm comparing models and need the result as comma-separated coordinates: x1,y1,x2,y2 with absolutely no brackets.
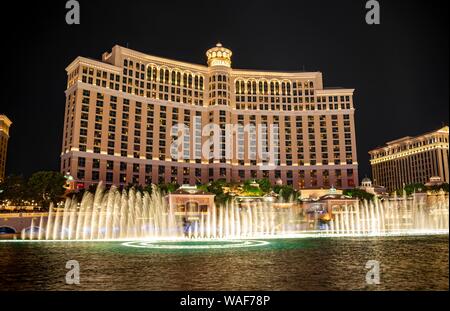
164,70,169,84
159,68,164,83
270,81,275,95
152,67,157,81
235,80,240,94
177,72,181,85
147,66,152,81
171,71,177,85
194,76,199,89
252,81,257,94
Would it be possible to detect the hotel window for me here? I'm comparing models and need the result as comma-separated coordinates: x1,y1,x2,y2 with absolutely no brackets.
120,174,126,183
78,157,86,167
195,168,201,177
106,172,113,182
93,159,100,169
77,170,85,179
106,160,114,170
311,170,318,187
92,171,99,181
119,162,126,171
171,166,178,176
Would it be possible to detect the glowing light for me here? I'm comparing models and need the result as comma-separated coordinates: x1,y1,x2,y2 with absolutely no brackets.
122,239,269,249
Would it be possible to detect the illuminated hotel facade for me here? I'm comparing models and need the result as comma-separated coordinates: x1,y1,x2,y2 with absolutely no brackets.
61,44,359,190
0,114,12,183
369,126,449,192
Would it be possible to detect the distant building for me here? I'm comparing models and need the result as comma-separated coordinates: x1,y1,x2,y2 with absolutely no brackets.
0,115,12,183
300,192,359,230
369,126,449,192
167,185,215,218
300,187,343,200
425,176,445,188
358,177,387,196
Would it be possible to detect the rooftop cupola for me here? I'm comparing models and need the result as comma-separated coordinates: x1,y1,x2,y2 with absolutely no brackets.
206,43,232,68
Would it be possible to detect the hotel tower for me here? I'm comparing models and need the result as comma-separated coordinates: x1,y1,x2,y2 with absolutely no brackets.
0,114,12,182
369,126,449,192
61,44,359,190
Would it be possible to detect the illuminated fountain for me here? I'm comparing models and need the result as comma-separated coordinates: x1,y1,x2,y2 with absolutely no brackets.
22,184,449,241
322,194,449,235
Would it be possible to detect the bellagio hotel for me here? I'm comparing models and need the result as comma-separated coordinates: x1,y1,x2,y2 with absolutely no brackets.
61,44,359,190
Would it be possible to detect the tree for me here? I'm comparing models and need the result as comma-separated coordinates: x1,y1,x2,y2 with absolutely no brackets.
207,179,227,194
204,179,232,204
157,182,180,194
273,185,298,201
257,178,272,194
426,182,449,193
242,179,263,196
343,188,374,201
0,175,29,204
27,171,66,207
395,183,425,196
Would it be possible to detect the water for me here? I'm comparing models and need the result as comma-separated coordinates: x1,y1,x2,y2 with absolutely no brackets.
2,185,447,291
23,184,448,240
0,236,448,290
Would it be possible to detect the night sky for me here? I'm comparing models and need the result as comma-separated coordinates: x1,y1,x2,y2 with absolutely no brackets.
1,0,448,180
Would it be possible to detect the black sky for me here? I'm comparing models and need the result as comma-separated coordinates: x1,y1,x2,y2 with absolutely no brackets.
1,0,448,180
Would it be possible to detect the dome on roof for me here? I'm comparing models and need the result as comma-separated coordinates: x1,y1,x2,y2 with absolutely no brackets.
206,43,233,68
362,177,371,183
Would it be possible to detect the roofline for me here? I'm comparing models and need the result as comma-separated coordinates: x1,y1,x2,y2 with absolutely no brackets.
66,56,122,73
66,45,346,83
368,125,449,153
0,114,12,127
116,45,208,72
317,88,355,95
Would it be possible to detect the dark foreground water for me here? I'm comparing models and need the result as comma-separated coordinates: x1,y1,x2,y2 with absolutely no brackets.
0,235,448,291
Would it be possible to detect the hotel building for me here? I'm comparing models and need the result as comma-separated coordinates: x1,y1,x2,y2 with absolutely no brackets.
369,126,449,192
61,44,359,190
0,114,12,183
